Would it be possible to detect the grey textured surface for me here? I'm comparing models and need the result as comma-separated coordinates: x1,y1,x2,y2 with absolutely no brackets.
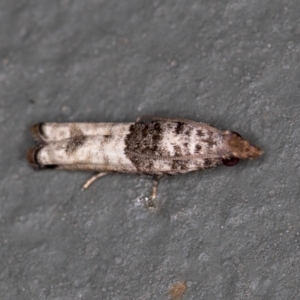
1,1,300,299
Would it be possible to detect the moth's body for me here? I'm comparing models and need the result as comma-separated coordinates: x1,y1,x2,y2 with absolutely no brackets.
27,116,263,198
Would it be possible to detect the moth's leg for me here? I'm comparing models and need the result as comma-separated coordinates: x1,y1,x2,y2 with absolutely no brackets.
151,175,162,200
144,175,162,209
81,173,107,191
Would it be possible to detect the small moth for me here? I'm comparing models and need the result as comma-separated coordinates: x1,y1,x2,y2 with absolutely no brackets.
26,116,263,199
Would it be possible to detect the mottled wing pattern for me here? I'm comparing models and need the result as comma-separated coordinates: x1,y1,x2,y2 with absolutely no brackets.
124,120,225,175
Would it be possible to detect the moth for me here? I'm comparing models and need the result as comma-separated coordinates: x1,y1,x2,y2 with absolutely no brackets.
26,116,263,199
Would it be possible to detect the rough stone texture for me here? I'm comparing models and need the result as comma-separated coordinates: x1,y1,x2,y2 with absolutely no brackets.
1,0,300,299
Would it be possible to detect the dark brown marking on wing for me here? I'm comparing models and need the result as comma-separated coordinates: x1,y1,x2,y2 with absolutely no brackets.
167,122,173,130
173,145,182,157
124,121,164,173
65,127,86,155
184,127,192,136
204,158,213,168
182,142,190,155
195,144,202,153
103,135,113,142
175,122,185,134
203,135,217,147
171,160,189,172
66,135,86,154
197,129,204,137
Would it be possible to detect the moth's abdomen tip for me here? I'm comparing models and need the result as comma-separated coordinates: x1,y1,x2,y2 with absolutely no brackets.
30,123,45,141
26,146,44,169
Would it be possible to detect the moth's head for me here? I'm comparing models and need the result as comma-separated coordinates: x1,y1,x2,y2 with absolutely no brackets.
224,131,263,162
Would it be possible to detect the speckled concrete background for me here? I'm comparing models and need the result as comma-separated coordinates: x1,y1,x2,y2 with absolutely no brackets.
1,1,300,299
